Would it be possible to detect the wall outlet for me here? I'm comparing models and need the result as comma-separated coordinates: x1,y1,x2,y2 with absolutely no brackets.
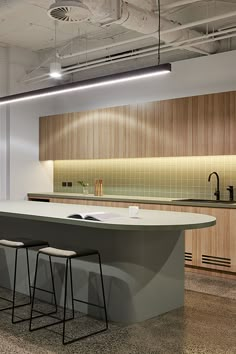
67,182,72,187
62,182,67,187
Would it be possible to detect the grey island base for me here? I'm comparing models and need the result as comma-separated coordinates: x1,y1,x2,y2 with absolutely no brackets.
0,201,216,323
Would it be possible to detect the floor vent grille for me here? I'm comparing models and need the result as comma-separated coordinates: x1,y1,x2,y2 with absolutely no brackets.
185,252,192,262
202,254,231,268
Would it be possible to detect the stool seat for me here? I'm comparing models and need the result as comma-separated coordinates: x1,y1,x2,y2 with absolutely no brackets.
0,239,49,248
39,247,77,258
39,247,99,258
0,240,24,247
0,237,49,324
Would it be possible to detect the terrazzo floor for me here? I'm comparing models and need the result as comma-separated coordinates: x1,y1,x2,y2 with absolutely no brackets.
185,271,236,300
0,273,235,354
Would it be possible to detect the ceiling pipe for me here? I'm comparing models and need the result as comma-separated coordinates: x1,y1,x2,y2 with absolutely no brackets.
32,30,236,85
161,9,236,35
162,0,204,11
60,30,236,73
25,28,236,84
57,31,236,78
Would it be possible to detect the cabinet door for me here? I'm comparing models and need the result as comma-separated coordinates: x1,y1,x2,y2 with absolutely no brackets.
229,209,236,272
192,92,235,156
194,207,231,271
145,204,232,272
39,113,94,160
39,91,236,160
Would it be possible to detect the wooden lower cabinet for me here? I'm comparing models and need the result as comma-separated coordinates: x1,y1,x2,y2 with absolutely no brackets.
229,209,236,274
49,198,236,275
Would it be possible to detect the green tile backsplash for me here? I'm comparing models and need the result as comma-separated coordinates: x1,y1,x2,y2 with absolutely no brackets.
54,156,236,200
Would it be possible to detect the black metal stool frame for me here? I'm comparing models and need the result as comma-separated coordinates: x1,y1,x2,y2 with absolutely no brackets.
29,250,108,345
0,241,49,324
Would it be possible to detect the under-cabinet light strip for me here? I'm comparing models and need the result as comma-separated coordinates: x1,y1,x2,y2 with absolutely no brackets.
0,64,171,106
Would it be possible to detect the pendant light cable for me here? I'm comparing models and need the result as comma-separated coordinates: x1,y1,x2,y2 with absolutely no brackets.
50,21,62,78
158,0,161,65
54,20,57,61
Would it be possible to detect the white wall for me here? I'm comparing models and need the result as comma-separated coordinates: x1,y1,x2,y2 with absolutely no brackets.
0,47,10,200
9,101,54,200
2,48,236,200
0,46,54,200
52,49,236,114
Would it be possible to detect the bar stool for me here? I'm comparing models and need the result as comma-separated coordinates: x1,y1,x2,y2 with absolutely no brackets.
0,238,49,323
29,246,108,345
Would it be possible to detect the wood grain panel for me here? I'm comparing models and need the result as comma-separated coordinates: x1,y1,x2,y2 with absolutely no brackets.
229,91,236,154
229,209,236,272
39,116,47,161
39,90,236,160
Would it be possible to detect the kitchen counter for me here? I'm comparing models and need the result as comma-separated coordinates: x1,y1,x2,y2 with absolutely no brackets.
0,200,216,231
0,201,215,323
28,192,236,209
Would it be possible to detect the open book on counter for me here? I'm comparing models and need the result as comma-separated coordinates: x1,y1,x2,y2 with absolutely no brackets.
67,211,122,222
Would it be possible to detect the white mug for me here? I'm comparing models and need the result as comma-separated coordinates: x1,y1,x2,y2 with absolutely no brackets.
129,206,139,218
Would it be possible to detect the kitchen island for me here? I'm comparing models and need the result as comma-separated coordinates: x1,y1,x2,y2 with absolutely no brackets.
0,201,215,323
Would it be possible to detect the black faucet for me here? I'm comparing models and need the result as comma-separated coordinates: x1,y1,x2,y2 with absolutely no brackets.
226,185,234,201
208,171,220,200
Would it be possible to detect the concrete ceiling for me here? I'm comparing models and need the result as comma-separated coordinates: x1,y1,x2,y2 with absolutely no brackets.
0,0,236,83
0,0,235,50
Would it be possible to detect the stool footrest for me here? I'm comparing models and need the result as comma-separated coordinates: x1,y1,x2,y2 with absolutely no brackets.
0,295,13,303
33,286,55,295
73,298,106,309
0,301,31,312
64,327,108,345
31,309,61,321
30,316,74,332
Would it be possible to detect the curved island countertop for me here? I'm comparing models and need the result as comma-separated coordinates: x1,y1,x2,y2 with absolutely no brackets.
0,201,216,232
0,201,216,323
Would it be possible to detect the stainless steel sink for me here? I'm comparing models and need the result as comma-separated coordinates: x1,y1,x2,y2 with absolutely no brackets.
174,198,235,204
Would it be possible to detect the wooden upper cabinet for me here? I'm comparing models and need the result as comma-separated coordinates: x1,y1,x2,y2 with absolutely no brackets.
39,90,236,160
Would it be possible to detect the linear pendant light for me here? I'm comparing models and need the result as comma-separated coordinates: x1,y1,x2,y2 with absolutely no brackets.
0,63,171,106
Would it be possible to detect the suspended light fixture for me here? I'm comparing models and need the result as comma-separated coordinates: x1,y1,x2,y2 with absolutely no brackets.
49,62,62,78
49,21,62,79
0,64,171,106
0,0,171,106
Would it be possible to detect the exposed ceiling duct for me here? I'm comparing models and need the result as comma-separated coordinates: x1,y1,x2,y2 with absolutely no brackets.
162,0,204,11
47,0,218,55
82,0,219,54
21,0,236,84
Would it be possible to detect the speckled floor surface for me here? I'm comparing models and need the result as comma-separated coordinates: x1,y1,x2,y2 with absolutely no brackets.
0,277,235,354
185,271,236,300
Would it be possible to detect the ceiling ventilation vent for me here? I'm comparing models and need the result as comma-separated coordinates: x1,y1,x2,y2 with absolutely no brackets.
47,0,90,23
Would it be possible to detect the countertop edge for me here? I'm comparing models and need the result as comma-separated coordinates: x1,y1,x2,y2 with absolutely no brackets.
27,193,236,209
0,209,216,232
